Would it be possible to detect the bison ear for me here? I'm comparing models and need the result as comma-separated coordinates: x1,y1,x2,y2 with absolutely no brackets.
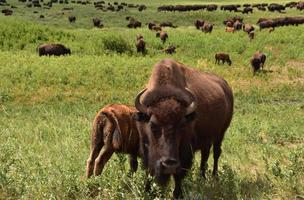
185,112,197,123
133,112,150,122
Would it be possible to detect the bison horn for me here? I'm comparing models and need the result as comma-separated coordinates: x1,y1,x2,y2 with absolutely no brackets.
135,88,148,113
185,88,197,115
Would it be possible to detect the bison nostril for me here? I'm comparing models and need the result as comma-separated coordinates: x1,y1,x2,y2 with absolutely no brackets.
161,158,179,168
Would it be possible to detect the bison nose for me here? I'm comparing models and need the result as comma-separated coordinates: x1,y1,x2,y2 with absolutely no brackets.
161,157,180,171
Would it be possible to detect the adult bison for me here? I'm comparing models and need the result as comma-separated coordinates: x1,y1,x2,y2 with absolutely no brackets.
86,104,139,178
156,31,168,44
134,59,234,198
37,44,71,56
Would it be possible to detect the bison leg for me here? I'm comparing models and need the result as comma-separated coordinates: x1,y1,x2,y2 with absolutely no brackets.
212,140,223,176
86,142,103,178
129,153,138,173
94,145,114,176
200,141,212,178
173,173,183,199
86,117,104,178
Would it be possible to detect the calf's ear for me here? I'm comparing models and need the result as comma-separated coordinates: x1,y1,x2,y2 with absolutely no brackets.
132,112,150,122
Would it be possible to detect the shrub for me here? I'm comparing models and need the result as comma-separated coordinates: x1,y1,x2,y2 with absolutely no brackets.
102,35,132,54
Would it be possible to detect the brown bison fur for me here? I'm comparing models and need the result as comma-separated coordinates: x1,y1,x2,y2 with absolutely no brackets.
136,34,146,54
161,45,176,54
93,17,103,28
127,19,142,28
257,18,268,24
250,51,266,75
147,22,156,30
233,20,243,30
202,23,213,33
297,2,304,10
215,53,232,65
86,104,139,178
195,19,205,29
2,8,13,16
160,21,177,28
151,25,162,31
225,26,235,33
243,24,255,34
226,21,234,27
134,58,233,198
248,31,255,41
156,31,168,43
68,15,76,23
38,43,71,56
242,7,253,14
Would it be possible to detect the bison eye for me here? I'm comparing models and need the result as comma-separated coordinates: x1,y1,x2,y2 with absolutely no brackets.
133,112,150,122
184,112,197,123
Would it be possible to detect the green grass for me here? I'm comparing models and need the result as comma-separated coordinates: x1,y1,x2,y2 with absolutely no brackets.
0,0,304,199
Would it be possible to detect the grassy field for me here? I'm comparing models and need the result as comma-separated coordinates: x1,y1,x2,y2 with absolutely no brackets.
0,0,304,199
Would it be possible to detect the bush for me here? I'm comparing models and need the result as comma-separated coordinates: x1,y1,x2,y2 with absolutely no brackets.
102,35,132,54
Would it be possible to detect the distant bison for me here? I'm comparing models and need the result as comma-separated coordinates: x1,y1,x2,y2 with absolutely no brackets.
242,7,253,14
250,51,266,75
162,45,176,54
215,53,232,65
297,2,304,10
38,44,71,56
147,22,157,30
127,19,141,28
68,15,76,23
2,8,13,16
136,34,146,54
202,23,213,33
195,19,205,29
86,104,139,178
160,21,177,28
93,17,103,28
156,31,168,44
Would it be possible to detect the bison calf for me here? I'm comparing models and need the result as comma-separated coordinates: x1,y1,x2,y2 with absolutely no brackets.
250,51,266,75
136,34,146,54
215,53,232,65
86,104,139,178
38,43,71,56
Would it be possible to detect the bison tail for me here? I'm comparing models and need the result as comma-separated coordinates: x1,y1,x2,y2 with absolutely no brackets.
101,111,123,150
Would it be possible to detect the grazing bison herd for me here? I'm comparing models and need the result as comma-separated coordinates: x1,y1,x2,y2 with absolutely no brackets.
158,2,304,12
35,11,304,75
86,58,234,198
